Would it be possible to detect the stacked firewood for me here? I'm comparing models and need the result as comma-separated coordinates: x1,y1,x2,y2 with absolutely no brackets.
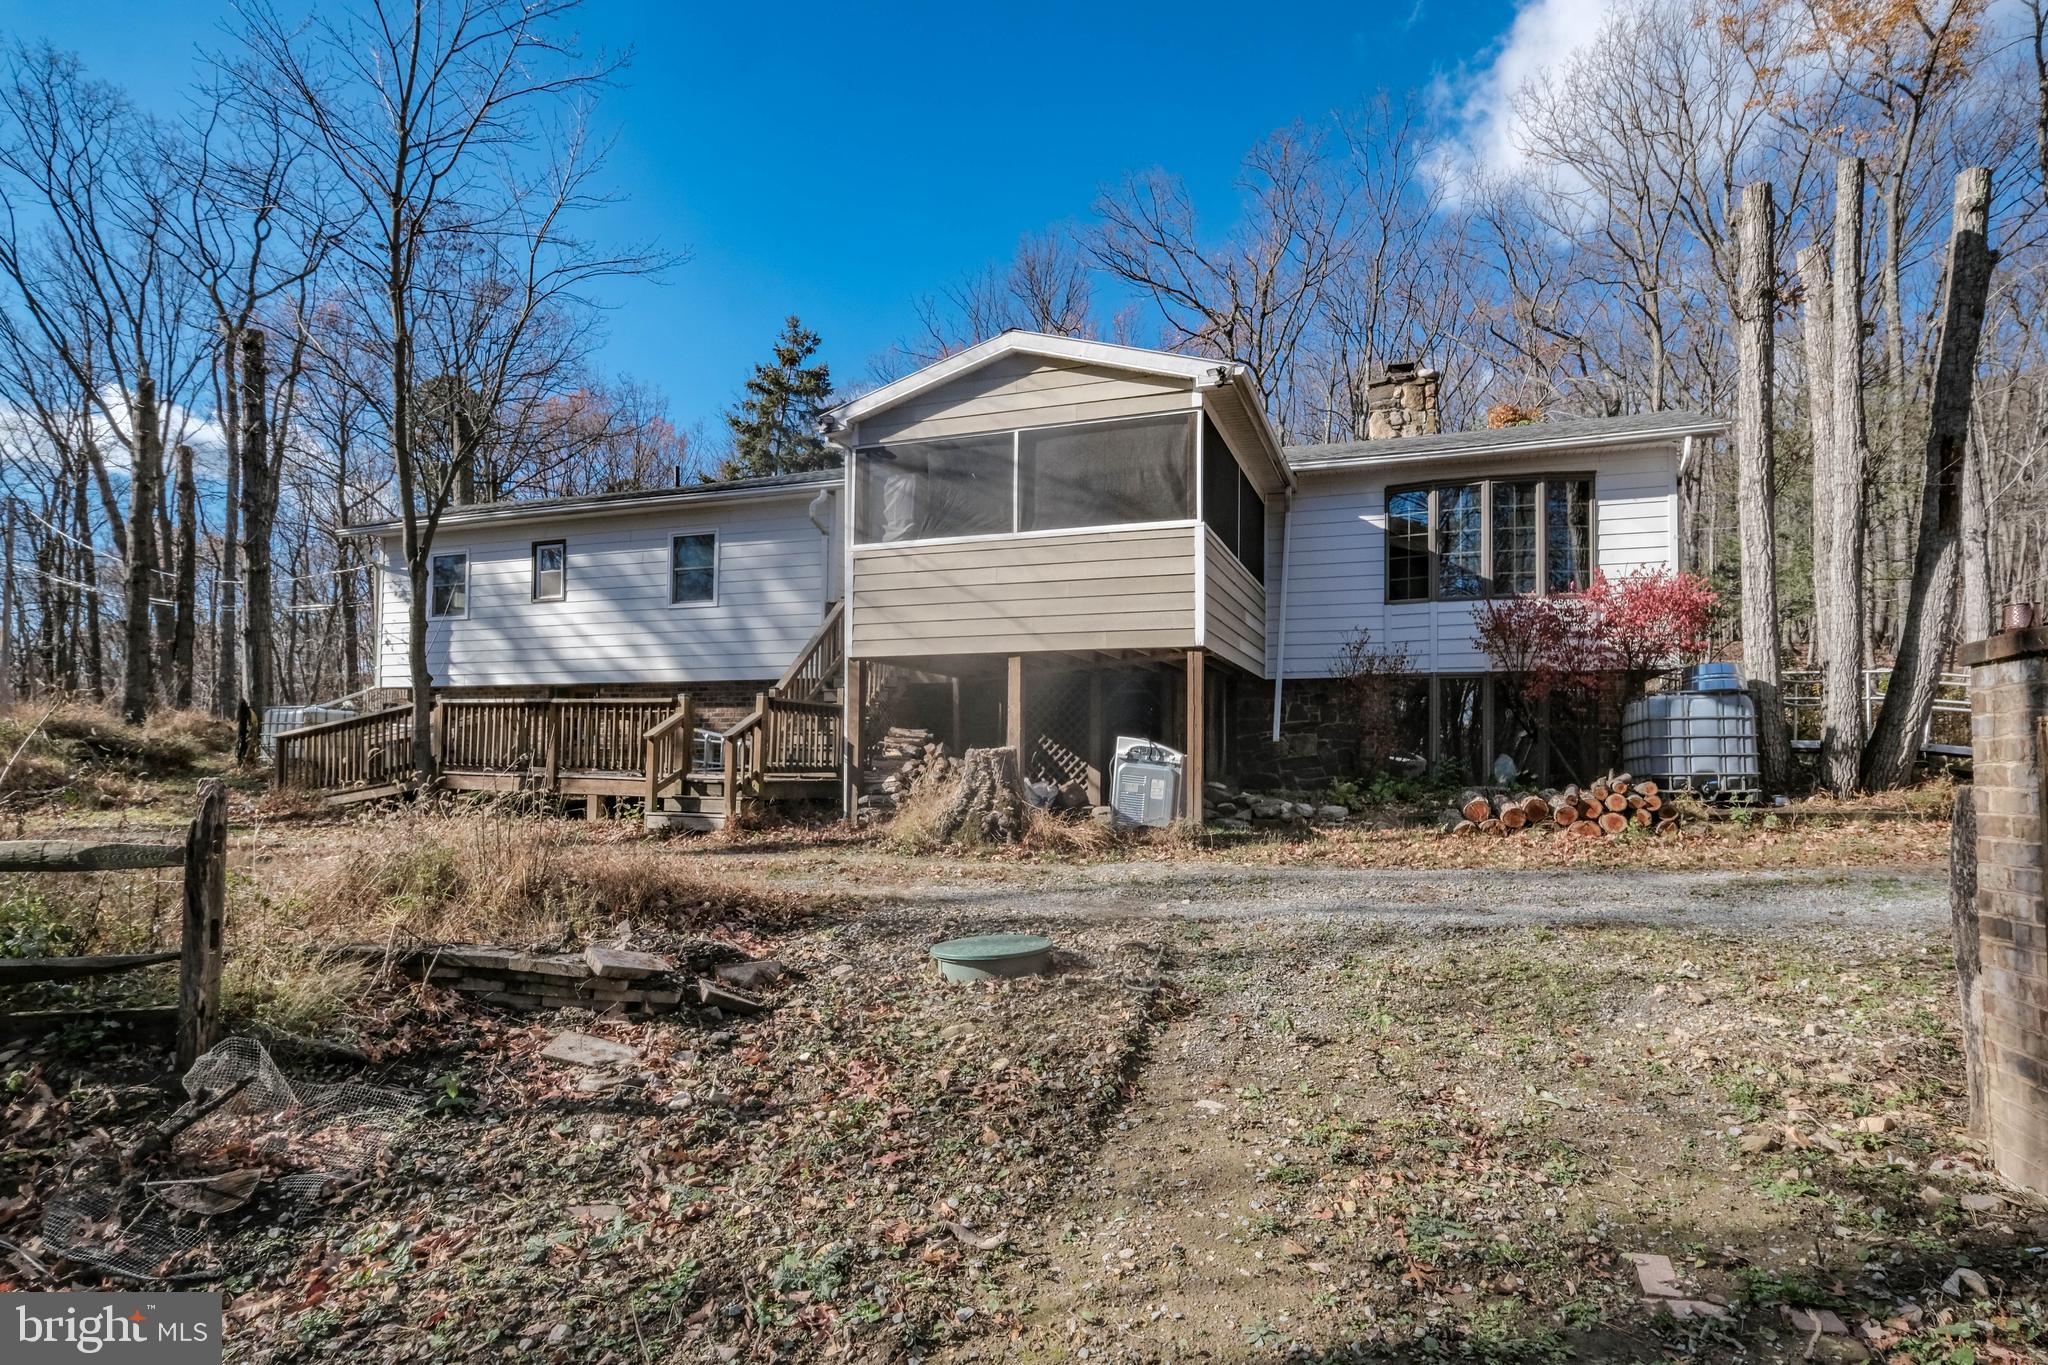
858,728,962,816
1447,773,1677,838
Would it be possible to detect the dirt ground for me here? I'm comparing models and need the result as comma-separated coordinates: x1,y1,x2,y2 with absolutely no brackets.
6,800,2042,1363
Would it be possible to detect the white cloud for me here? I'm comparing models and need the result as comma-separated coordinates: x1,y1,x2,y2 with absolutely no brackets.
1440,0,1617,176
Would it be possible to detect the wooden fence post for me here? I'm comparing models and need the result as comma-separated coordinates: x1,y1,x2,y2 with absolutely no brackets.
176,779,228,1071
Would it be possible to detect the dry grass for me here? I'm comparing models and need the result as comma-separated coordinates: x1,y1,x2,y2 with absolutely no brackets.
0,699,236,809
263,807,832,951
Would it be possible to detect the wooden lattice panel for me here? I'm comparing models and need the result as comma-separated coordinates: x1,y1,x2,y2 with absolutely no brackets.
1025,670,1092,785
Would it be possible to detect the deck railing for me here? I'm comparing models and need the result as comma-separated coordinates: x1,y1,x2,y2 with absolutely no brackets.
773,601,843,703
435,698,551,775
556,698,678,774
274,705,414,791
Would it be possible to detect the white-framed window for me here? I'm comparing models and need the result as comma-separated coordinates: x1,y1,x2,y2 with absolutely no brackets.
670,532,717,606
429,551,469,618
531,539,566,602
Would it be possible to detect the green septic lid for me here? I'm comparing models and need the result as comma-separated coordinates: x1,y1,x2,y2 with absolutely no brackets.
930,933,1052,963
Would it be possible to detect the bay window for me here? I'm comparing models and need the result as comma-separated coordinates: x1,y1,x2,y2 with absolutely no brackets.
1385,474,1593,602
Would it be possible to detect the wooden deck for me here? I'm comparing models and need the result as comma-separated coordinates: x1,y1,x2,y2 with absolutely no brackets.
275,605,849,829
274,691,843,829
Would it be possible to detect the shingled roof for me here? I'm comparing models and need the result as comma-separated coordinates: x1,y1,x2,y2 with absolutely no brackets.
1285,410,1725,471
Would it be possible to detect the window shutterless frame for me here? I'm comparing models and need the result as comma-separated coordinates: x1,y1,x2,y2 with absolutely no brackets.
1384,472,1596,603
530,539,566,602
668,531,718,607
428,551,469,619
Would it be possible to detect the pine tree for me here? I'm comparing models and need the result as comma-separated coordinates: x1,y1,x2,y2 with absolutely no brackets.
717,315,836,479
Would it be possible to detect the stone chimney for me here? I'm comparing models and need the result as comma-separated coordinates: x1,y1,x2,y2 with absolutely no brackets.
1364,362,1441,440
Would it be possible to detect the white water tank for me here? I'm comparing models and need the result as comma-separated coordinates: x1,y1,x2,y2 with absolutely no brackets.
1620,692,1761,800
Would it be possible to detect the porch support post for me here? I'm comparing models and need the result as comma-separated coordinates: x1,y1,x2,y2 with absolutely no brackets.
1086,670,1105,806
843,658,865,819
1006,655,1024,756
1184,648,1206,823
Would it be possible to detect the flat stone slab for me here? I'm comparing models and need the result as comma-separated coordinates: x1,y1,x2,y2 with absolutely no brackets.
584,945,673,980
714,959,787,991
539,1032,642,1070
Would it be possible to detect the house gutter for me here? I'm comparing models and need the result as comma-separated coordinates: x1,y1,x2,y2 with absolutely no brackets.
1270,487,1295,743
1286,420,1727,475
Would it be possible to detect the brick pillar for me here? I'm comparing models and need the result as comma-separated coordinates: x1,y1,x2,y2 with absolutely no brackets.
1960,626,2048,1195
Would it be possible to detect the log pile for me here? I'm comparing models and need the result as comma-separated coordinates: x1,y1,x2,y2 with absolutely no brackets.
858,727,961,817
1445,773,1677,839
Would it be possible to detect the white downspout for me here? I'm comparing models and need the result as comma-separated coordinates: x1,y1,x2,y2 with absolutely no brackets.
1271,487,1295,742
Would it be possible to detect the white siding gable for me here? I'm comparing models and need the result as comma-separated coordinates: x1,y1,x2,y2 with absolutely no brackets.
376,494,833,689
1267,442,1680,678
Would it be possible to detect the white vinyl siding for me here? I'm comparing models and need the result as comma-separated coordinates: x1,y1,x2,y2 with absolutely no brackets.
377,496,830,688
1267,443,1680,678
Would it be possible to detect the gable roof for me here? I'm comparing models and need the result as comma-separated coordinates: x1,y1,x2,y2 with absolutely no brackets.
354,467,840,537
1285,410,1725,472
825,330,1293,489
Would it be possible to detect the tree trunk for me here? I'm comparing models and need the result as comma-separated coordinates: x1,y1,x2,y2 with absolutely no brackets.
935,746,1026,844
75,468,102,702
171,443,197,708
152,439,177,699
1799,245,1836,656
1734,182,1791,793
1862,168,1994,791
1959,430,1993,641
1819,157,1869,796
237,329,275,737
214,338,241,719
119,372,160,725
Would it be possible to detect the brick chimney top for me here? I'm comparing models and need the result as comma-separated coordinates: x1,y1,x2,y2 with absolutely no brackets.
1365,362,1441,440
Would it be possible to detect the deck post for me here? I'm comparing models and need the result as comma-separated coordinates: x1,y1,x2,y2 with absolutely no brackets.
1006,656,1024,756
430,697,448,780
1184,649,1206,824
176,779,228,1071
722,731,740,826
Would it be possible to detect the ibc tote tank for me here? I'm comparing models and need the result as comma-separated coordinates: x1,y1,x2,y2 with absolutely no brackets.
1620,690,1761,800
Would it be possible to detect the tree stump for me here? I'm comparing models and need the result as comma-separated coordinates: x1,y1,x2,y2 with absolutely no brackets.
935,746,1026,845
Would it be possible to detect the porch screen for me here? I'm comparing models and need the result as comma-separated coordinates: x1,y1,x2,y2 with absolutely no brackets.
856,433,1014,542
1017,413,1192,532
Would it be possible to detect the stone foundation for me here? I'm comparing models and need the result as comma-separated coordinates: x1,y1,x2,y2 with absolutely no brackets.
1959,626,2048,1195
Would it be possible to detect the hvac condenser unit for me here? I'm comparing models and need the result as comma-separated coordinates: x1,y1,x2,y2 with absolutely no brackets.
1111,736,1183,828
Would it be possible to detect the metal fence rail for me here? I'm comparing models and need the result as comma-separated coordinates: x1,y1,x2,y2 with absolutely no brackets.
1782,667,1972,756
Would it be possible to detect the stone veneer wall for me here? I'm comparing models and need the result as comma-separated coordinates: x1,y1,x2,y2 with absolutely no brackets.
1960,626,2048,1195
1227,678,1370,790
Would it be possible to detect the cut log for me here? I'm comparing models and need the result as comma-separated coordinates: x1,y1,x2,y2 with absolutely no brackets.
1613,772,1633,788
1553,806,1577,826
1656,817,1680,837
1632,809,1653,827
1641,794,1662,812
1478,818,1503,834
1635,780,1659,799
1604,794,1630,813
1588,782,1609,803
1460,795,1493,823
1500,805,1527,830
1598,812,1629,834
1567,820,1601,838
1521,796,1551,821
1452,820,1477,836
1625,795,1646,810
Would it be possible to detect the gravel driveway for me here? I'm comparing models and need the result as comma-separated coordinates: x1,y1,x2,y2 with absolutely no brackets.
770,858,1947,936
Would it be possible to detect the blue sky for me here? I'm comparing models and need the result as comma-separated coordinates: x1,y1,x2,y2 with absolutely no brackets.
0,0,1526,437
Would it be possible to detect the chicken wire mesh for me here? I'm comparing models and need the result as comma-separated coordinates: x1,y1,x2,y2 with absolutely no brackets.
38,1037,424,1281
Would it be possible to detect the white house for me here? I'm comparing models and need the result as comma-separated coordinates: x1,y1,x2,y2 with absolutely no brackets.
336,333,1722,821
